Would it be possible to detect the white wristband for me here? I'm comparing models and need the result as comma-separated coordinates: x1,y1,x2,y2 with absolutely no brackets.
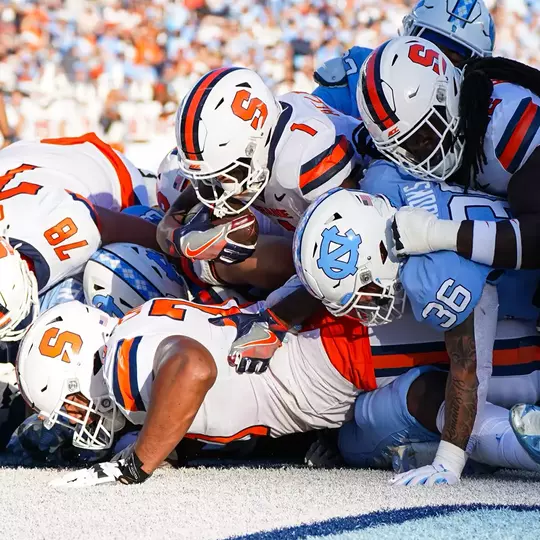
434,440,467,478
428,219,461,252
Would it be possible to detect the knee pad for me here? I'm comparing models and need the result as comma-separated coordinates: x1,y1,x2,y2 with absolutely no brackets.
122,205,164,225
338,366,439,468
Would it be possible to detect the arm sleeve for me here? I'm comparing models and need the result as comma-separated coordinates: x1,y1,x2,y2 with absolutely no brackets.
455,147,540,270
401,252,492,331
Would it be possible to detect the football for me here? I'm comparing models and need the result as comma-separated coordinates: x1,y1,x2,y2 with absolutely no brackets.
185,202,259,247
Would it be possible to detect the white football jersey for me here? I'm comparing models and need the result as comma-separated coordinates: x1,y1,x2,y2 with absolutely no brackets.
2,184,101,293
478,82,540,196
0,133,151,210
251,92,364,234
102,298,365,441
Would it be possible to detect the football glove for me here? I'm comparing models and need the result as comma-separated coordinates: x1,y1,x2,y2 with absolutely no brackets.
209,309,288,374
172,204,256,265
50,448,151,488
390,441,466,487
392,207,459,257
305,430,343,468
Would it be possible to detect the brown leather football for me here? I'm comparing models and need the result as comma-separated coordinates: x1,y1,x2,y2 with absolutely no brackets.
211,207,259,247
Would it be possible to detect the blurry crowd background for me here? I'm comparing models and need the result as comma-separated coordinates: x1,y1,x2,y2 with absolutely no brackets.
0,0,538,166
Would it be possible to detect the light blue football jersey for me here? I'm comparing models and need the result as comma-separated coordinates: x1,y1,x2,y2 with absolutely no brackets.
361,160,540,330
313,46,373,117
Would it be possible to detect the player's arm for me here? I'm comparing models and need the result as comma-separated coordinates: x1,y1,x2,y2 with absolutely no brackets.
216,234,295,291
95,206,161,251
392,283,498,486
209,275,322,374
51,335,217,487
393,150,540,270
132,335,217,475
156,182,200,255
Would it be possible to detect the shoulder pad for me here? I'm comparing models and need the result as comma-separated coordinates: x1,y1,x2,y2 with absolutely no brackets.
314,57,347,88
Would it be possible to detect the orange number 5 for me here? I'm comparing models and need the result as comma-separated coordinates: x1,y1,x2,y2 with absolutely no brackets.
39,327,83,363
44,217,89,261
231,90,268,130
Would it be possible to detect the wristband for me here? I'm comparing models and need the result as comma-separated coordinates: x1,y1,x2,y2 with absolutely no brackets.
434,440,467,478
118,451,151,485
428,219,461,252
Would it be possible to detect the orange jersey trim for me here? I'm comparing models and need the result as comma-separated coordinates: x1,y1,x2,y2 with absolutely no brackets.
185,425,270,444
299,135,350,191
303,311,376,391
41,132,136,209
116,337,138,412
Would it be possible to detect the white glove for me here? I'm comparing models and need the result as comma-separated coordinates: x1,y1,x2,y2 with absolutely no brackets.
50,461,123,488
50,447,151,488
392,207,460,257
390,441,466,487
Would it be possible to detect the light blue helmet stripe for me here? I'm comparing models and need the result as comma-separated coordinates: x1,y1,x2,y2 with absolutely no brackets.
448,0,478,29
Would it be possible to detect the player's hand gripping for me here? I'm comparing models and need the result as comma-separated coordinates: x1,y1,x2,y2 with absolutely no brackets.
50,445,151,488
390,441,466,487
172,204,257,265
392,206,455,257
209,309,288,374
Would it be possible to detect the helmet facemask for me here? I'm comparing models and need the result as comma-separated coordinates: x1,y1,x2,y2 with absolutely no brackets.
379,86,464,182
336,272,407,326
40,353,125,451
180,155,269,218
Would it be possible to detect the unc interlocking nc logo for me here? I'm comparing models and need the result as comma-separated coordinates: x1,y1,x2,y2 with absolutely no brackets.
317,226,361,280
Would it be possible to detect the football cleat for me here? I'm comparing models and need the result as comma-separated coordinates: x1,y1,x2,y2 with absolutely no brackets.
510,403,540,464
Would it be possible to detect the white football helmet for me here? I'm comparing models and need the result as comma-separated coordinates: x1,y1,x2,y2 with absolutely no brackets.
16,301,123,450
176,67,282,218
357,37,463,182
156,148,189,212
0,236,39,342
84,243,189,317
402,0,495,61
294,188,406,326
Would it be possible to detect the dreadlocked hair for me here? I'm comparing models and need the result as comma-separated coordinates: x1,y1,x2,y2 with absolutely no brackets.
457,56,540,189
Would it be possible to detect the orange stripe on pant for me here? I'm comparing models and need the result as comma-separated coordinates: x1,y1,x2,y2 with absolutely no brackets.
372,344,540,372
41,132,136,209
116,337,137,412
185,425,270,444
